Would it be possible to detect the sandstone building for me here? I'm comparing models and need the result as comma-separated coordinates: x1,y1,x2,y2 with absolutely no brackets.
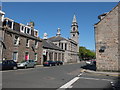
48,15,79,63
95,3,120,71
42,33,65,62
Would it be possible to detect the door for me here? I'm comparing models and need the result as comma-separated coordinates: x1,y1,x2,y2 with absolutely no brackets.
25,52,29,61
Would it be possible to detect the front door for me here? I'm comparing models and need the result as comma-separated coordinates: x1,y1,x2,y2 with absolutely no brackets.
25,52,29,61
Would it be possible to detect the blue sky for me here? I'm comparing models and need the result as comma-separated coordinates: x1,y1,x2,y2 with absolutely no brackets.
2,2,118,50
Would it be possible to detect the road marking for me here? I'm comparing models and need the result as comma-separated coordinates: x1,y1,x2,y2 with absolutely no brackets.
57,72,83,89
59,77,80,89
79,77,113,82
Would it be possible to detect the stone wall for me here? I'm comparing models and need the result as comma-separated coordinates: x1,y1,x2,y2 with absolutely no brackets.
95,4,119,71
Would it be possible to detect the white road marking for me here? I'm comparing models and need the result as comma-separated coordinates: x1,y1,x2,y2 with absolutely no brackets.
59,77,80,88
79,77,113,82
57,72,83,89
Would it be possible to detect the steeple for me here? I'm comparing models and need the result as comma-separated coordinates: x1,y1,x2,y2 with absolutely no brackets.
72,14,77,23
72,14,78,26
70,14,79,43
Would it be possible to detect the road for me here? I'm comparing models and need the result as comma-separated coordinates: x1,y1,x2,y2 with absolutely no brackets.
2,62,119,90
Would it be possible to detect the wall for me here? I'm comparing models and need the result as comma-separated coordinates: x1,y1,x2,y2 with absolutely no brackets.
95,5,119,71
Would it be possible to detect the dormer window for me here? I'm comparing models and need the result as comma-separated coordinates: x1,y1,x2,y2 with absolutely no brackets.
34,29,38,37
27,28,31,34
3,18,14,29
20,24,25,33
25,26,31,35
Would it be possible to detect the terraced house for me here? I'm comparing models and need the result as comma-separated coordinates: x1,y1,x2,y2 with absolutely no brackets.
0,11,43,64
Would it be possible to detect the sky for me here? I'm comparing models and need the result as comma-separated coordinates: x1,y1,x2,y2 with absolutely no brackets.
2,2,118,50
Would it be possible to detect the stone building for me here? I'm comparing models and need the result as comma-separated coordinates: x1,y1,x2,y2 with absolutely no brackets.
0,10,5,61
42,33,65,62
0,12,43,64
48,15,79,63
94,3,120,71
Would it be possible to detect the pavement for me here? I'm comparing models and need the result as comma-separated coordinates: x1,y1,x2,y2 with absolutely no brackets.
82,69,120,77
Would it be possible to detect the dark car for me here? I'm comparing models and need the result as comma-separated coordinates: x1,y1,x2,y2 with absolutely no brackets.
43,61,56,66
0,60,17,70
55,61,63,65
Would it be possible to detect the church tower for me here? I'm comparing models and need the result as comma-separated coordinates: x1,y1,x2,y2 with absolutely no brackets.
70,14,79,43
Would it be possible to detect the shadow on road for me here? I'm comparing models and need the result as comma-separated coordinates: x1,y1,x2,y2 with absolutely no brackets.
81,64,96,71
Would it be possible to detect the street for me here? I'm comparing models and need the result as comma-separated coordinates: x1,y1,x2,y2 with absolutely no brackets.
2,62,119,90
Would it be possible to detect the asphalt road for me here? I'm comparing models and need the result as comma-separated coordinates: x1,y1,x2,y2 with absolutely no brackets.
2,62,119,90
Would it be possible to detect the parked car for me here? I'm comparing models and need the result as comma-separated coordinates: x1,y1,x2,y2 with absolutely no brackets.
43,61,56,66
17,60,35,69
86,60,96,65
0,60,17,70
55,61,63,65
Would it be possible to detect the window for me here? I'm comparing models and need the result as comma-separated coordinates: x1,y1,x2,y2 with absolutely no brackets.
13,52,18,62
27,28,31,34
35,40,38,48
8,20,12,29
73,34,75,37
73,27,76,31
24,27,27,33
14,36,19,45
34,53,37,61
20,25,25,33
61,43,63,49
26,39,29,47
34,30,38,37
65,43,67,50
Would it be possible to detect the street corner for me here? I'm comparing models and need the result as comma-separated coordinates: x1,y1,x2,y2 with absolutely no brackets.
83,69,120,77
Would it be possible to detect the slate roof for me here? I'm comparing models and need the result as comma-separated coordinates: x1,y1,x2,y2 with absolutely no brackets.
42,39,64,51
48,36,68,42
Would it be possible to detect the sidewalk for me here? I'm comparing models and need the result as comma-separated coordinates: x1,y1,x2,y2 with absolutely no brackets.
82,69,120,77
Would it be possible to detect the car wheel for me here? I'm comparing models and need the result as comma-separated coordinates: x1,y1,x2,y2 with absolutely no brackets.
24,66,27,69
13,66,17,70
50,64,52,66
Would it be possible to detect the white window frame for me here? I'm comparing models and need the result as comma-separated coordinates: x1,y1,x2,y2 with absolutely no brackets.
26,39,30,47
25,26,31,35
34,53,37,61
20,23,25,33
14,35,19,45
13,52,18,62
34,29,38,37
4,17,14,29
35,40,38,48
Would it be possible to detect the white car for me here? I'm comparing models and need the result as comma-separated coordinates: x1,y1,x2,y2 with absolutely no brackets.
86,60,96,65
17,60,35,69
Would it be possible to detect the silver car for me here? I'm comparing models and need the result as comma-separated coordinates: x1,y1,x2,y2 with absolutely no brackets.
17,60,35,69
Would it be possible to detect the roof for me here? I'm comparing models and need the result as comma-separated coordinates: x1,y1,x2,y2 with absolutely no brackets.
48,36,68,42
95,2,119,26
42,39,64,51
3,27,42,42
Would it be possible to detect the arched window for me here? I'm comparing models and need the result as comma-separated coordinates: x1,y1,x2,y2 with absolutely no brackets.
73,27,76,31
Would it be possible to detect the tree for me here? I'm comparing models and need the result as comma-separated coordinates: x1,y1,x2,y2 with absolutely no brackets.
79,46,96,60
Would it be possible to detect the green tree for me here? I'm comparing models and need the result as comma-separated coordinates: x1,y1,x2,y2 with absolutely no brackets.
79,46,96,61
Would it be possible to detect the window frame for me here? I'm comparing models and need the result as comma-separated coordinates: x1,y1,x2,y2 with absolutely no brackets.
26,39,30,47
14,35,19,46
13,52,18,62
